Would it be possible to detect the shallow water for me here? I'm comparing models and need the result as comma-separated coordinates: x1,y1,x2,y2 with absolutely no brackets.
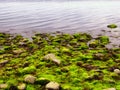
0,1,120,46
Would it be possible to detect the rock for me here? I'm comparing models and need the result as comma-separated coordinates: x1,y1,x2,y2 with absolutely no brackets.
18,83,26,90
45,82,60,90
103,88,116,90
114,69,120,74
24,75,36,84
0,84,8,89
44,53,61,65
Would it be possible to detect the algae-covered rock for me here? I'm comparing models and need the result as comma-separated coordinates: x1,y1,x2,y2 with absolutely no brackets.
44,53,61,65
107,24,117,29
99,36,109,45
24,75,36,84
45,81,60,90
89,40,99,48
17,83,26,90
20,65,36,74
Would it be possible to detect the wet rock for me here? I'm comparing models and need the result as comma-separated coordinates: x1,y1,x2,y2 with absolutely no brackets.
24,75,36,84
17,83,26,90
44,53,61,65
45,82,60,90
114,69,120,74
0,84,8,89
103,88,116,90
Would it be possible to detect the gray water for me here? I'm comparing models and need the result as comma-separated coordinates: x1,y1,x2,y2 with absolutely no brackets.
0,1,120,42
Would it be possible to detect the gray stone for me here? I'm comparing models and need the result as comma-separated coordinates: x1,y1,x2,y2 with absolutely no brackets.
24,75,36,84
45,81,60,90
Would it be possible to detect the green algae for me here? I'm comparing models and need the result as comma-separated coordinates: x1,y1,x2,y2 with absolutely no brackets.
0,32,120,90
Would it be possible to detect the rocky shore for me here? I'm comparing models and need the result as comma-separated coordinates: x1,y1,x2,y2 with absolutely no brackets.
0,32,120,90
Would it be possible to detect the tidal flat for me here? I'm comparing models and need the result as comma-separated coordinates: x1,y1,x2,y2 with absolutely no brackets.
0,32,120,90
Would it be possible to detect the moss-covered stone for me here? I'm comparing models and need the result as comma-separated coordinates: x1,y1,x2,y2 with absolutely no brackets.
107,24,117,29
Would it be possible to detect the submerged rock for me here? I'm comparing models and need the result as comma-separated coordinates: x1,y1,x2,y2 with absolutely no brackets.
45,82,60,90
24,75,36,84
107,24,117,29
44,53,61,65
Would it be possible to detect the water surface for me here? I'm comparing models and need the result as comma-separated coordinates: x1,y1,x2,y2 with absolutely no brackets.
0,1,120,45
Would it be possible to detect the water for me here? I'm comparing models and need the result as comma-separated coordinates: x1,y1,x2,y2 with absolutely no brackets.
0,1,120,44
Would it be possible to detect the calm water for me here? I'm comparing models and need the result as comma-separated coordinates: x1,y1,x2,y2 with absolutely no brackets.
0,1,120,36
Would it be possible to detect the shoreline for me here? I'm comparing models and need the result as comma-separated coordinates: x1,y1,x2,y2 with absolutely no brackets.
0,28,120,48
